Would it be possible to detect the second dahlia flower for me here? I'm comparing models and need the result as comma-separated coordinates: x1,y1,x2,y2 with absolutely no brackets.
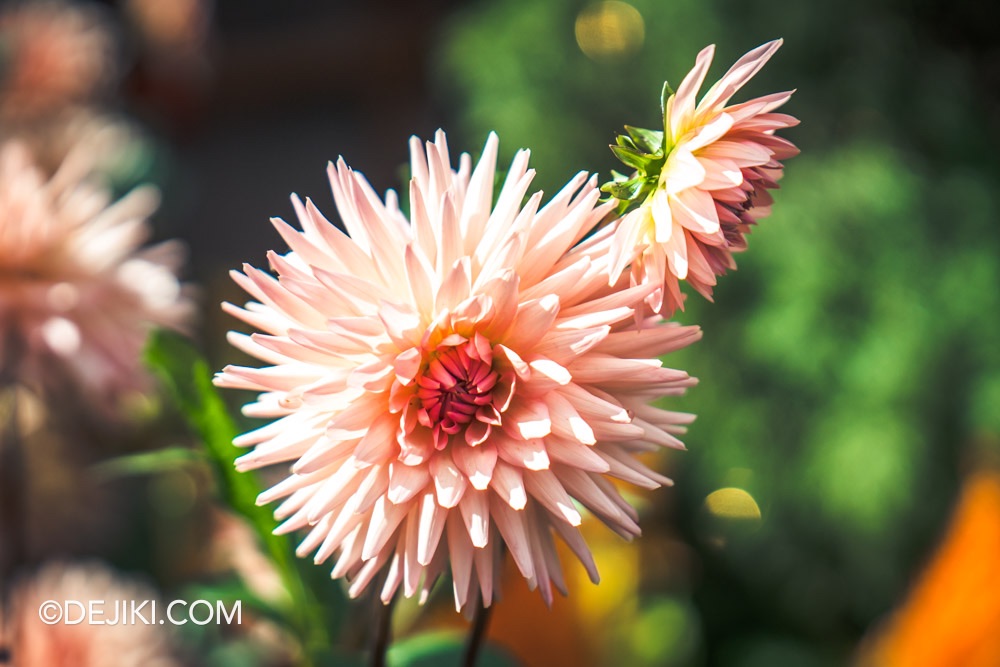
0,141,192,404
217,131,701,611
607,39,799,315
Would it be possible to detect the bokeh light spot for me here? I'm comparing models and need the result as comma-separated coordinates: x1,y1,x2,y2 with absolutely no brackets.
40,316,80,356
574,2,645,62
628,597,701,666
704,487,762,522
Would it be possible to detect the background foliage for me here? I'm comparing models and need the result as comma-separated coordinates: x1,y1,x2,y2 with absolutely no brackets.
434,0,1000,664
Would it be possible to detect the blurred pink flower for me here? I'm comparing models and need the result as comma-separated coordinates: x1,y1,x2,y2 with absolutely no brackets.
2,562,180,667
610,39,799,315
0,141,192,405
0,1,116,119
217,131,701,611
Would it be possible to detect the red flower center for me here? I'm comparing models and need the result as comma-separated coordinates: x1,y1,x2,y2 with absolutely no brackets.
415,339,498,447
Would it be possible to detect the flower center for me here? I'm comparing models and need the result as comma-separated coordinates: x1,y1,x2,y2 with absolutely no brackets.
415,337,498,447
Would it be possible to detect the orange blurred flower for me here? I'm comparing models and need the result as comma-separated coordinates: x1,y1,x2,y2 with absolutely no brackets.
858,471,1000,666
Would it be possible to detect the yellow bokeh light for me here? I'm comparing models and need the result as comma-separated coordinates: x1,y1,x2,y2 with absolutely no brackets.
704,487,762,521
575,1,645,62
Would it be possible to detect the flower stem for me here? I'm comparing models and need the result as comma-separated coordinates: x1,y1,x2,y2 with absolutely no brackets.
462,602,494,667
0,384,25,663
370,593,396,667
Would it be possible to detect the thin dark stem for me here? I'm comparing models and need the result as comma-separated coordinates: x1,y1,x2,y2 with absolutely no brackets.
0,385,25,664
370,593,396,667
462,603,494,667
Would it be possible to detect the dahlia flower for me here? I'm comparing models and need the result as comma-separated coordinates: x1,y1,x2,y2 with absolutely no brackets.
0,141,192,404
2,562,180,667
217,131,701,611
608,39,798,315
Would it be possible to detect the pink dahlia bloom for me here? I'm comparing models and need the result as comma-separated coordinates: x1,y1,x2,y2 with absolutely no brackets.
610,39,799,315
2,562,180,667
0,141,192,404
217,131,701,611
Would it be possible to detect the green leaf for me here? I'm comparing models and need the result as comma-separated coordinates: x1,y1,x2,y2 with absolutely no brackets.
91,446,205,481
143,331,261,522
143,330,338,665
387,631,522,667
313,649,366,667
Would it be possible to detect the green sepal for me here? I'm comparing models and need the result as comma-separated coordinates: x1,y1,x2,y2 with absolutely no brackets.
599,169,635,195
615,133,638,151
610,144,655,172
602,174,646,201
624,125,665,154
660,80,675,119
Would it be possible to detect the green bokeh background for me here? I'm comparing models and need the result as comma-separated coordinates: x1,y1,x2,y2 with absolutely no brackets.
434,0,1000,664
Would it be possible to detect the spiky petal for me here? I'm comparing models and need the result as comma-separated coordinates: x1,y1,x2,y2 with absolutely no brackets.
217,131,700,611
0,141,192,405
610,39,799,315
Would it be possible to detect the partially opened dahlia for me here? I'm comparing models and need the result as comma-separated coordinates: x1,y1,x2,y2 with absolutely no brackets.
0,141,192,404
608,39,799,315
216,131,701,610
